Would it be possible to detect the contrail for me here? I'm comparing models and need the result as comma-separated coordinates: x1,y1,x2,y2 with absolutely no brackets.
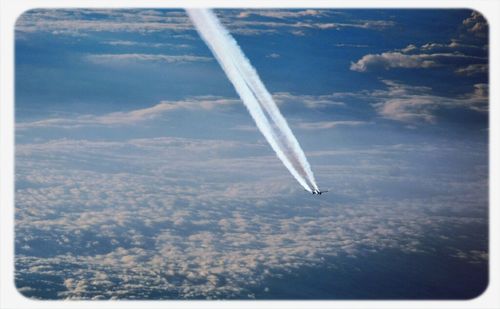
187,8,319,192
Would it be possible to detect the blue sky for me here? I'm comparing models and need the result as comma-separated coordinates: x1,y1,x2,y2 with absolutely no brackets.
15,9,488,299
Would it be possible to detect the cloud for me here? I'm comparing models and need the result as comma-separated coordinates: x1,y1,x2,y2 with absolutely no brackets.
270,83,487,125
401,12,488,55
17,80,488,131
16,9,395,38
236,9,326,19
352,13,487,74
462,11,488,38
15,135,488,299
17,91,354,131
266,53,280,59
16,9,193,34
106,40,142,46
297,120,368,130
350,51,483,72
223,18,394,36
350,52,437,71
17,97,239,129
272,92,346,109
455,63,488,76
316,20,395,30
104,40,191,49
223,10,394,35
451,249,488,264
372,80,488,123
420,40,485,51
400,44,418,53
335,43,369,48
85,53,212,64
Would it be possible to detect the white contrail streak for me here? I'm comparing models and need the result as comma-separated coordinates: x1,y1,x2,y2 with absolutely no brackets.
187,8,318,192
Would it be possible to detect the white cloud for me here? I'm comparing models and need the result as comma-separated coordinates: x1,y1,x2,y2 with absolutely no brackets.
17,81,489,132
451,249,488,264
350,52,438,71
16,9,395,38
420,40,485,51
105,40,191,49
236,9,326,19
353,13,488,74
266,53,280,59
272,92,346,109
455,64,488,76
85,53,212,64
350,51,482,72
400,44,417,53
106,40,139,46
225,10,394,35
15,135,488,299
335,43,369,48
17,97,239,129
317,20,395,30
17,91,354,131
372,80,488,123
16,9,193,34
297,120,367,130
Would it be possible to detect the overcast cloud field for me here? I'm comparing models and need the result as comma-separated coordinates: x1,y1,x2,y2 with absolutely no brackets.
15,9,488,300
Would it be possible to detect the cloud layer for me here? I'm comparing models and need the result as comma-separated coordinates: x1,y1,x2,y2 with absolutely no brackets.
350,12,488,75
15,136,488,299
16,9,395,38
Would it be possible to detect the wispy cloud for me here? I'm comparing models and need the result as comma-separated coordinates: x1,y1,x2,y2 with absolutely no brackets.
373,80,488,123
17,97,239,129
335,43,369,48
420,40,486,51
16,9,395,38
226,18,395,36
16,9,193,34
236,9,327,19
17,91,354,131
104,40,191,49
297,120,368,130
455,63,488,76
272,92,346,109
350,52,484,72
85,53,212,64
266,53,280,59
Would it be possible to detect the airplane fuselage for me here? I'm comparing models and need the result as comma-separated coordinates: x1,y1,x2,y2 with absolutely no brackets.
312,189,327,195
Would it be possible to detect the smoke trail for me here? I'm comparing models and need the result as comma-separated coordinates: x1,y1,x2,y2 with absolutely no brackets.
187,8,318,192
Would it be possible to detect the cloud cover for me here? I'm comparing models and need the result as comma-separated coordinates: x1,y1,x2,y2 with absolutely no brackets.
15,136,488,299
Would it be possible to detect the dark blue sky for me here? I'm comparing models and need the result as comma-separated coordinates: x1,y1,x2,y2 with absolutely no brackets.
14,9,488,300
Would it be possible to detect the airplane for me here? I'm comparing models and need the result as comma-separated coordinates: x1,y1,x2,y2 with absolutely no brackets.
306,189,329,195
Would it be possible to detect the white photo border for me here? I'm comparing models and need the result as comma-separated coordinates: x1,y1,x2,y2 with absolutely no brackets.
1,0,498,308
